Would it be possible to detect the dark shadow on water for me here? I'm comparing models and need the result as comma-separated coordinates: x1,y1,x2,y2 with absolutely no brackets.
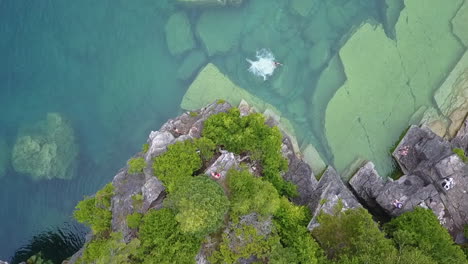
10,222,86,264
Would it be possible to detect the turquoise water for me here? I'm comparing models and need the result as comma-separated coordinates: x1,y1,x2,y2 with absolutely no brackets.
2,0,459,262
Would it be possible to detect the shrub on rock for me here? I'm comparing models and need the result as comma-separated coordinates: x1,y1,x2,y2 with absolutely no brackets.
384,207,467,264
165,176,229,236
74,183,114,236
127,157,146,174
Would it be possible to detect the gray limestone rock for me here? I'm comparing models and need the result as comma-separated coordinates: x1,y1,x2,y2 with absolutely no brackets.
141,176,165,213
375,175,427,216
308,167,361,230
111,168,146,242
349,161,385,208
144,131,175,162
360,122,468,238
204,151,239,181
392,125,452,174
452,117,468,151
281,135,317,206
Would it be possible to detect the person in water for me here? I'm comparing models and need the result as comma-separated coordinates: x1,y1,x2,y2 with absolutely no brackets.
274,61,282,67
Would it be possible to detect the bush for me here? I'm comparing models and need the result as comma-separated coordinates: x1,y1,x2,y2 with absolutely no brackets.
136,208,201,264
312,206,397,263
203,108,296,197
384,207,467,264
453,148,468,163
165,176,229,236
152,140,202,192
128,157,146,174
74,183,114,235
78,232,139,264
194,137,216,162
227,169,280,218
209,224,279,264
273,197,322,264
142,143,149,153
127,212,143,229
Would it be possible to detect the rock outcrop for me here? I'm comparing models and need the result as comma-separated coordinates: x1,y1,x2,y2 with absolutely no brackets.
110,101,232,243
165,12,195,56
350,121,468,238
307,167,362,230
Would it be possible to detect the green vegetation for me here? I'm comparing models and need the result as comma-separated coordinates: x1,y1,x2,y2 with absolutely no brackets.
128,157,146,174
453,148,468,162
313,205,397,263
227,169,280,218
152,140,202,192
203,108,296,197
209,224,279,264
165,176,229,236
78,232,140,264
384,207,467,264
273,197,322,264
189,111,199,117
74,183,114,235
142,143,149,153
216,99,225,104
26,252,52,264
136,208,201,264
72,109,467,264
126,212,143,229
194,137,216,162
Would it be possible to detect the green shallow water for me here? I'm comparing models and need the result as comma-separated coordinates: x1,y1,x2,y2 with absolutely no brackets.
0,0,465,261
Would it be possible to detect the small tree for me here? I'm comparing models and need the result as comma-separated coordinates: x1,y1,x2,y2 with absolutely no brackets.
165,176,229,236
74,183,114,235
227,169,280,218
128,157,146,174
384,207,467,264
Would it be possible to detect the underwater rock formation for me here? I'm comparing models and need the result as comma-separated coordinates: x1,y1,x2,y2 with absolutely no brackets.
433,51,468,138
325,0,465,176
0,138,8,178
196,9,244,56
452,0,468,47
11,113,78,180
177,0,243,7
165,11,195,56
177,50,207,80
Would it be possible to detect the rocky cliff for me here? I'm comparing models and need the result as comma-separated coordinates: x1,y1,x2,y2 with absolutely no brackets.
62,101,468,264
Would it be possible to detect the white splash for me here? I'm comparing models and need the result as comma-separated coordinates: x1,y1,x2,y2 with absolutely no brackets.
246,49,278,81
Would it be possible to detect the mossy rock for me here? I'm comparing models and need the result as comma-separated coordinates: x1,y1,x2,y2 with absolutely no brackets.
196,9,244,56
12,113,78,180
165,11,195,56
